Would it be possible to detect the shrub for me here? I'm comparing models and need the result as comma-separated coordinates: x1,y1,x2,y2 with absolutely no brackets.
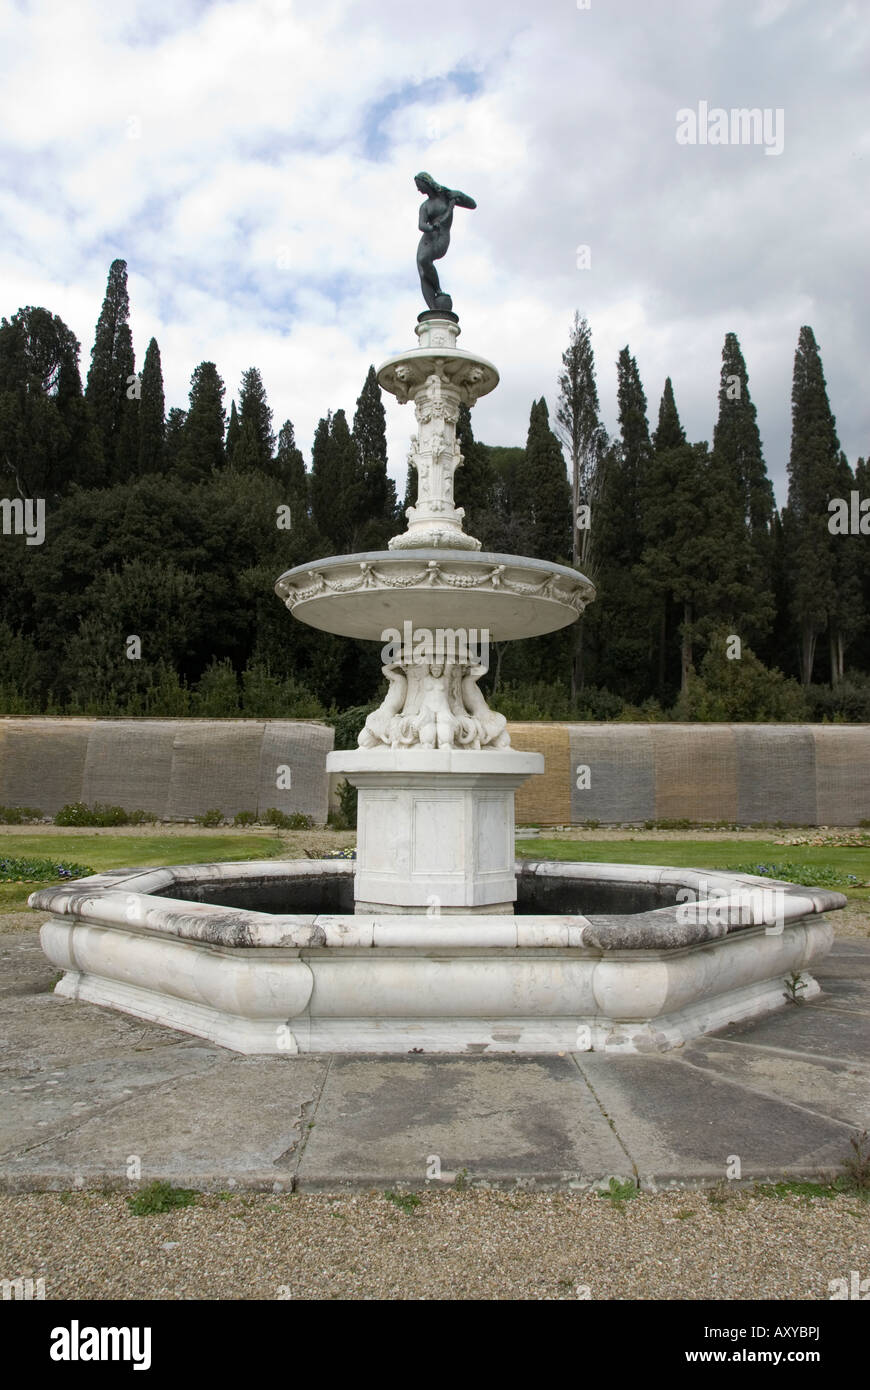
335,779,358,830
329,702,378,751
55,802,129,827
126,809,157,825
0,805,43,824
195,809,224,827
676,634,809,722
233,810,256,826
262,808,314,830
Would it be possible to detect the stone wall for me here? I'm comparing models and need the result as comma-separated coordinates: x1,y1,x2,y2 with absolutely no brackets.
3,717,868,828
508,722,870,827
0,719,334,824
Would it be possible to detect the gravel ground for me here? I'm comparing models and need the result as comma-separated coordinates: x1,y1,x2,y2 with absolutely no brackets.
0,1189,867,1301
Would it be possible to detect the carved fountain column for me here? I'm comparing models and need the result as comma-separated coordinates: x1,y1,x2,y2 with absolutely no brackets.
276,309,595,914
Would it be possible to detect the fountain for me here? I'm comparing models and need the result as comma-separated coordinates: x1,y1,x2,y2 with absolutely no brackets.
32,174,842,1053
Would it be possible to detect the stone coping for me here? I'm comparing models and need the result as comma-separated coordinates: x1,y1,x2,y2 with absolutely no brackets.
29,859,845,954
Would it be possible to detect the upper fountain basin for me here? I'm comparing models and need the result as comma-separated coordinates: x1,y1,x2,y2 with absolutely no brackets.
274,550,596,642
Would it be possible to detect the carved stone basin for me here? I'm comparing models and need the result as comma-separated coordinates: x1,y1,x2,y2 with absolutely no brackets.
274,550,594,641
31,859,842,1055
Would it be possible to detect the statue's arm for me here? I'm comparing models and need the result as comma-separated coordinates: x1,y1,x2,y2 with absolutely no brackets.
419,207,436,233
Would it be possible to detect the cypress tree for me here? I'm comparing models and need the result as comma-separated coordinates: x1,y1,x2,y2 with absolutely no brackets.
452,402,494,542
352,365,397,546
163,408,187,471
310,413,337,548
85,259,135,483
330,407,364,549
231,417,263,473
638,381,714,694
585,348,652,698
709,333,775,648
651,377,685,451
785,326,841,684
0,306,99,495
176,362,226,483
555,312,607,570
225,400,240,465
238,367,274,470
827,451,864,683
114,321,139,480
521,397,571,562
275,420,308,513
138,337,165,474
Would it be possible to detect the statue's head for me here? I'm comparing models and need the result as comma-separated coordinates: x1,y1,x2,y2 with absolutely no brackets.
415,171,439,197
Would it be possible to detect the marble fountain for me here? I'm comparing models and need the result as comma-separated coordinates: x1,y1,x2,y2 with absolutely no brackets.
31,175,842,1054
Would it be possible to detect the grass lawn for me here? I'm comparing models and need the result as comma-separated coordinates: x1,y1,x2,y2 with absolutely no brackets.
516,837,870,900
0,833,285,912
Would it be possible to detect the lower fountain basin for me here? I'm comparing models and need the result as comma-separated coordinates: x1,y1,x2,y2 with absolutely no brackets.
31,860,842,1055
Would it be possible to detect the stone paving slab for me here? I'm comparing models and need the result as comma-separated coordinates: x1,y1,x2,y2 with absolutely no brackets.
1,930,868,1191
293,1056,632,1189
575,1053,855,1186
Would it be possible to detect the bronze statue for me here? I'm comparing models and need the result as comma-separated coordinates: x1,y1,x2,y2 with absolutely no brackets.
414,172,476,313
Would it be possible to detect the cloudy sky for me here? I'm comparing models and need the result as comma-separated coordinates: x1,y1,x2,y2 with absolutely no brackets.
1,0,867,504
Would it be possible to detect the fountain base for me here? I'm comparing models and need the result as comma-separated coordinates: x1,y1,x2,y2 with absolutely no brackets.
328,748,543,912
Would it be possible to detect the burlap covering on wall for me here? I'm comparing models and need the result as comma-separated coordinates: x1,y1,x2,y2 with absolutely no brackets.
653,724,738,823
0,719,92,813
734,725,817,825
812,726,870,825
568,724,656,824
0,719,334,823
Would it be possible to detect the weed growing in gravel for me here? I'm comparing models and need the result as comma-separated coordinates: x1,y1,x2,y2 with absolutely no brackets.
453,1167,469,1191
384,1190,421,1214
841,1129,870,1196
784,970,809,1003
707,1181,734,1208
127,1181,197,1215
754,1180,846,1201
599,1177,637,1207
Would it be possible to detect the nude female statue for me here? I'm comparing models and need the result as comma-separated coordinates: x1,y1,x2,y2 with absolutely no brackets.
415,172,476,313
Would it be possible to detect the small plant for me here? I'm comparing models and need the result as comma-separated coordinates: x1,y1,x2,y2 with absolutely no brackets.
0,805,43,824
0,856,94,882
195,809,224,827
598,1176,637,1206
384,1190,421,1214
233,810,256,826
784,970,808,1004
454,1167,469,1191
754,1180,845,1201
731,861,863,889
127,1180,197,1215
126,809,157,825
707,1180,732,1207
262,808,314,830
840,1129,870,1196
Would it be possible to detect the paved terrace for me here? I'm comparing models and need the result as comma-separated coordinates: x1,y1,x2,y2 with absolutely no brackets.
1,929,868,1192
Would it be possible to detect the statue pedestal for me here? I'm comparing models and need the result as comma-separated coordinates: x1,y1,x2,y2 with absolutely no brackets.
328,748,543,913
377,313,498,552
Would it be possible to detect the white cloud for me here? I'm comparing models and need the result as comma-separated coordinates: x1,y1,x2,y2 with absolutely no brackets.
0,0,867,508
